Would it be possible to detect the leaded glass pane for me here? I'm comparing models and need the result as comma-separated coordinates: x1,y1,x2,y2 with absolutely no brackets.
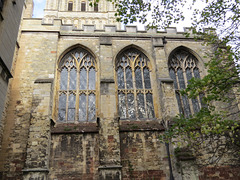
193,68,200,79
60,68,68,90
177,68,186,89
69,68,77,90
88,94,96,121
80,68,87,90
137,93,145,118
68,93,76,121
58,94,67,121
135,68,143,89
146,93,154,118
182,95,191,117
126,67,133,89
143,68,151,89
117,68,124,89
176,92,184,114
127,93,135,119
186,68,192,84
169,68,178,89
79,94,86,121
88,68,96,90
118,93,126,118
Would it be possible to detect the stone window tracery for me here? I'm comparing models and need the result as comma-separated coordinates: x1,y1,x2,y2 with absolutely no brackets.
58,48,96,122
116,48,155,120
169,49,204,117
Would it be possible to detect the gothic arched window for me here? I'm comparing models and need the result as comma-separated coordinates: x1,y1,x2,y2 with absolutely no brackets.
58,48,96,122
116,48,155,120
169,49,204,117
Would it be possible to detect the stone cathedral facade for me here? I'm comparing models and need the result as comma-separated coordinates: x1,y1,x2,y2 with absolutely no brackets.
0,0,240,179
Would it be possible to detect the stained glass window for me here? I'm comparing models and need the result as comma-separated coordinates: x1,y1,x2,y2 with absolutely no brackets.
58,48,96,122
169,49,204,117
116,48,155,119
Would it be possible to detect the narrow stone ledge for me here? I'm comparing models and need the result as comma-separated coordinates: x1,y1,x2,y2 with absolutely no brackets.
159,78,174,83
119,120,165,132
100,79,114,83
34,78,54,84
98,165,122,170
51,122,99,134
22,168,49,172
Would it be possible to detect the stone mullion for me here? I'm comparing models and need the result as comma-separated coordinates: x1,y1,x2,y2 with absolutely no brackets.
132,66,139,119
65,67,71,122
86,67,89,121
141,66,147,118
123,66,129,118
175,68,184,115
75,67,80,122
183,68,193,115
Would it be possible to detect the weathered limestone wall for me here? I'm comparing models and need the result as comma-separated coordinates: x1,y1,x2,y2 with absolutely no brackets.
1,18,233,180
49,133,99,179
120,131,168,180
0,31,58,178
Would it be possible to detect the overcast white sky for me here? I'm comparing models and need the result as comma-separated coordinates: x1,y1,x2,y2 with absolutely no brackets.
33,0,46,18
32,0,199,31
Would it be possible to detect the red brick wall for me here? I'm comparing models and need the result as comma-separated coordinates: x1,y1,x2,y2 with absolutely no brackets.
199,166,240,180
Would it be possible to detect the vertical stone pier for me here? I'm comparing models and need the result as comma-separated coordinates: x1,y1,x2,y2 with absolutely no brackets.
98,38,122,179
22,79,53,180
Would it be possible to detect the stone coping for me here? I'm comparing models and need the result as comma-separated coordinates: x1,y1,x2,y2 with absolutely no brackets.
119,120,165,132
51,120,165,134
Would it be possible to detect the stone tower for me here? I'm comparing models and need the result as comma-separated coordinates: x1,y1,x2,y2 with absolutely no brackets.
43,0,121,29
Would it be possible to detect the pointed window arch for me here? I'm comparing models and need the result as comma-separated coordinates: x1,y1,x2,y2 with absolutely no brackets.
58,47,96,122
116,48,155,119
169,48,204,117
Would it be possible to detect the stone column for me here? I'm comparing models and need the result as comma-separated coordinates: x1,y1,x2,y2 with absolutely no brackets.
22,79,53,180
98,37,122,180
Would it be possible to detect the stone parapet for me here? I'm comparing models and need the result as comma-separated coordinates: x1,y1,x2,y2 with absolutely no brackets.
21,19,205,39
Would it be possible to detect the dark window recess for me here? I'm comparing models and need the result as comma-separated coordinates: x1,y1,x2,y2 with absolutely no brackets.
168,49,203,117
81,2,86,11
94,4,98,12
68,1,73,11
116,48,155,120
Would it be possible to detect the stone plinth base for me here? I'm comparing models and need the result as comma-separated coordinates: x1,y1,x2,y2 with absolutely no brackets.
22,168,48,180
